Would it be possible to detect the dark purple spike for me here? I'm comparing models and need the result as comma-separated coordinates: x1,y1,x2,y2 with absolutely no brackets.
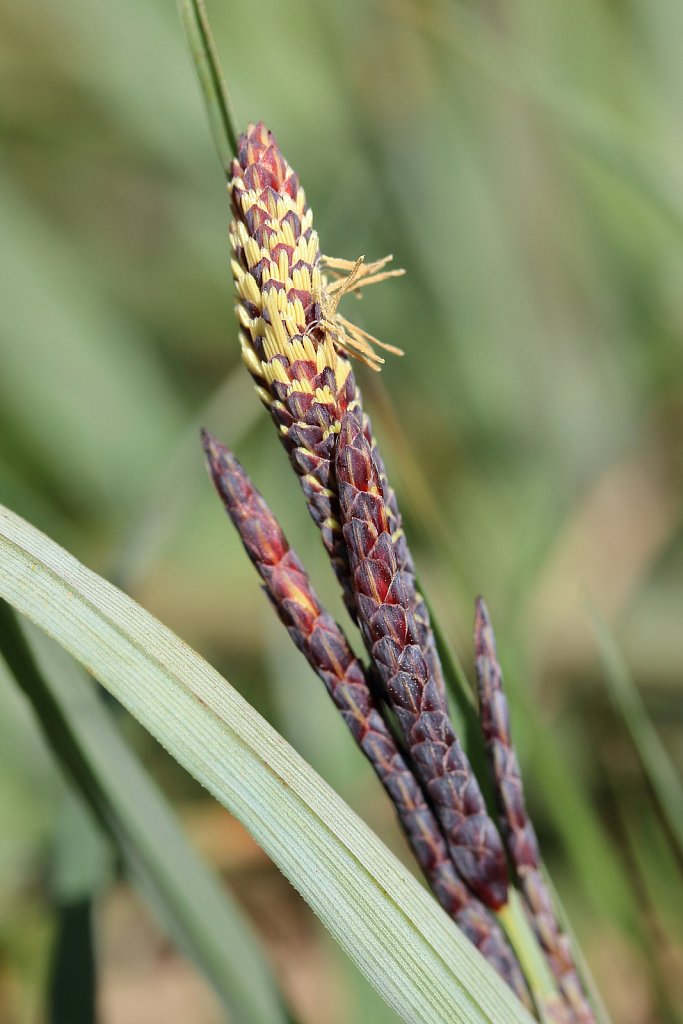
203,426,529,1004
475,597,595,1022
335,414,509,910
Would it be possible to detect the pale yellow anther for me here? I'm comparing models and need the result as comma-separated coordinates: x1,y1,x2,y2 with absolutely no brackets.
267,260,284,285
316,336,337,374
251,316,266,341
289,338,306,363
276,197,292,221
336,355,352,387
291,298,306,328
264,296,289,352
238,273,261,305
287,376,313,394
292,266,311,292
244,238,261,268
262,328,277,361
284,312,300,339
240,336,265,378
280,219,296,249
267,359,291,387
238,304,254,329
309,235,321,262
302,335,316,362
314,385,335,406
266,230,278,251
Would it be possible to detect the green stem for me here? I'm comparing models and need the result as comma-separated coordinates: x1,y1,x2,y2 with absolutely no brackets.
178,0,240,173
497,895,561,1024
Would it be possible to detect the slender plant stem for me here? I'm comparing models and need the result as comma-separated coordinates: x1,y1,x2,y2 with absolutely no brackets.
498,896,565,1024
178,0,239,172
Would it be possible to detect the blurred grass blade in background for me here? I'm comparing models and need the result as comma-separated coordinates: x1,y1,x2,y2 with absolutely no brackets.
111,365,262,590
609,783,683,1022
0,171,184,521
48,894,97,1024
0,601,290,1024
590,605,683,864
47,792,106,1024
0,503,536,1024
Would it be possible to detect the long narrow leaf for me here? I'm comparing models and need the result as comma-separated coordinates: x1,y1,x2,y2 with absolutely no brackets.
0,602,289,1024
0,502,535,1024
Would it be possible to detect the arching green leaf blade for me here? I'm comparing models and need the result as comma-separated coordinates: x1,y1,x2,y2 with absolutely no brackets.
0,502,534,1024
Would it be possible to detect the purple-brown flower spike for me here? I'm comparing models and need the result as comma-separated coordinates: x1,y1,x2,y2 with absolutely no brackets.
336,413,509,911
202,429,530,1004
228,122,445,698
474,597,595,1023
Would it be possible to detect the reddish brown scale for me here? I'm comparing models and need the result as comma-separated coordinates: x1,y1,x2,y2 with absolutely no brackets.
335,413,509,911
474,598,595,1023
230,123,445,698
202,429,530,1006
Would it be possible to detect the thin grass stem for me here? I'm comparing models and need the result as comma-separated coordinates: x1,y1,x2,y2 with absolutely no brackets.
178,0,239,173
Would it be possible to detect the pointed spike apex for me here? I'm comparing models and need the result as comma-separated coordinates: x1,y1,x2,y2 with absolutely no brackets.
201,427,226,478
199,425,217,455
201,428,232,479
200,429,252,513
200,427,238,473
474,595,497,662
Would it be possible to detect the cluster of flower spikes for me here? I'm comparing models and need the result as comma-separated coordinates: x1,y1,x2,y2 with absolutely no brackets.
228,122,444,693
221,121,595,1022
202,430,530,1006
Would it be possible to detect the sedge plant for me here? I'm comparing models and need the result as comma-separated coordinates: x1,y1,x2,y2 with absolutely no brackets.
185,2,603,1019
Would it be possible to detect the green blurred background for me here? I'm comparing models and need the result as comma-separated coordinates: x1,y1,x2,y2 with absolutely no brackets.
1,0,682,1021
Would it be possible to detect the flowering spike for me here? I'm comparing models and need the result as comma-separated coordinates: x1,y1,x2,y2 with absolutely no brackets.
229,121,445,698
336,414,509,910
474,597,595,1023
202,429,529,1004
